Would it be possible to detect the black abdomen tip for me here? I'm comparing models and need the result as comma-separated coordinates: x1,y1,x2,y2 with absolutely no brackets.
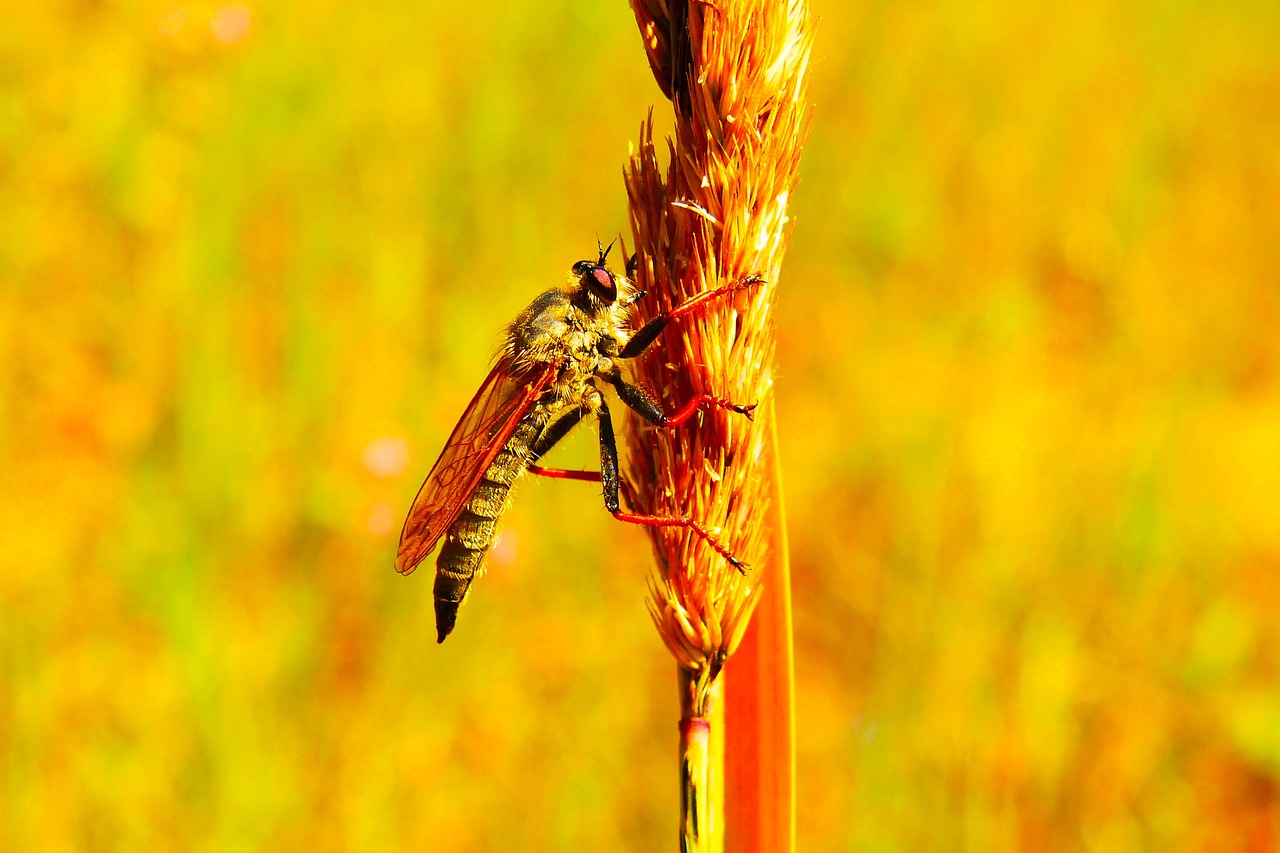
435,599,459,644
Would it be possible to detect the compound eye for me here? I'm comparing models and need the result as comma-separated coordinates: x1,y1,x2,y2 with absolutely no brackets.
587,267,617,303
571,260,595,277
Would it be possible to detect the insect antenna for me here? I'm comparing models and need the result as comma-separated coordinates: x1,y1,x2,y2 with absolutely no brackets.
597,236,616,266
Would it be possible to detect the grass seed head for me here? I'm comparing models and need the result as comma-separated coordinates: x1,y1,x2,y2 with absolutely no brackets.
624,0,813,684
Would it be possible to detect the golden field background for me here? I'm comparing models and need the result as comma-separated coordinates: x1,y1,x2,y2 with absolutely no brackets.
3,1,1279,849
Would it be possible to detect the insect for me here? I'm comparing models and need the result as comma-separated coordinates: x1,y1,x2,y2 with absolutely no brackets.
396,242,761,642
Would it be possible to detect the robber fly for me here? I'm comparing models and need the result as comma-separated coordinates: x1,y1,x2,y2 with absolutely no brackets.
396,242,761,642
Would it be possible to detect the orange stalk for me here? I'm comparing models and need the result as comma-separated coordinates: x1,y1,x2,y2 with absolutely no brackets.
623,0,812,849
724,401,795,853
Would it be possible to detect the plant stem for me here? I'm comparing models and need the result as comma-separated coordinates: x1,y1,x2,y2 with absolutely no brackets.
679,668,724,853
724,399,795,853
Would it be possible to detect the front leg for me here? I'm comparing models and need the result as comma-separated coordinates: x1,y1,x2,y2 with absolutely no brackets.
618,274,765,359
605,369,756,427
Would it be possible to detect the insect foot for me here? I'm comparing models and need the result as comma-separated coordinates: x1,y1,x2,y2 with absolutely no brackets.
652,394,758,429
721,399,757,421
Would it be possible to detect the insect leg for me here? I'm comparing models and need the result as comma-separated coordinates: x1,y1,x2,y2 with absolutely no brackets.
605,370,757,426
529,407,587,460
527,467,602,482
526,407,603,481
595,393,747,572
618,274,765,359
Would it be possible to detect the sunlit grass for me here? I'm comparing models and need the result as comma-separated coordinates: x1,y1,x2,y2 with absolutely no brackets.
2,0,1279,849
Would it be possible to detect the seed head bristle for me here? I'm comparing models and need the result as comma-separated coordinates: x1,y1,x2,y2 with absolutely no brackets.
624,0,813,683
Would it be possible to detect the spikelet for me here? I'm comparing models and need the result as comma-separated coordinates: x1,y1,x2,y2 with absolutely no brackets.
624,0,813,711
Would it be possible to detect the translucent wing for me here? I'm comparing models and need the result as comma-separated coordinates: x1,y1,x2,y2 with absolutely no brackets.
395,362,555,575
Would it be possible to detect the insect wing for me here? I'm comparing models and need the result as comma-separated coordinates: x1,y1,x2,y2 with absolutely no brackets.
396,362,554,575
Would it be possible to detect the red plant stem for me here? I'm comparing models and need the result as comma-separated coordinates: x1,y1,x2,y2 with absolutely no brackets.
725,404,795,852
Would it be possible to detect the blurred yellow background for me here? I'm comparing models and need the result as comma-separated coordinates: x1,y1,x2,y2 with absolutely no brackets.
4,1,1279,849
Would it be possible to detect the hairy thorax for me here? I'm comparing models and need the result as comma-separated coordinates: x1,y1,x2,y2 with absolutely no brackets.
503,288,630,410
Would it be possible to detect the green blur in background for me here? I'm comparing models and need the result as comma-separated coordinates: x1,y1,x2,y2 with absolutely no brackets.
3,1,1279,849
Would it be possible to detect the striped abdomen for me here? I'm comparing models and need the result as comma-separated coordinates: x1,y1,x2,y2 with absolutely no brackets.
432,409,548,642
